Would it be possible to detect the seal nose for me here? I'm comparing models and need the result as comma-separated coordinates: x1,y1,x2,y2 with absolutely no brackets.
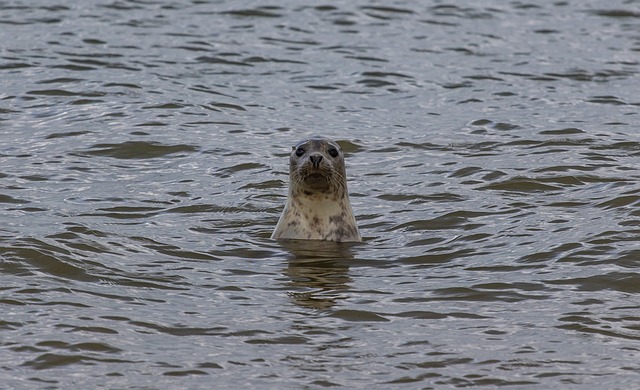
309,155,323,168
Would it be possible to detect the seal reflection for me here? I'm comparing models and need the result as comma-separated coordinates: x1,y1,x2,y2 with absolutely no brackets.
279,240,356,309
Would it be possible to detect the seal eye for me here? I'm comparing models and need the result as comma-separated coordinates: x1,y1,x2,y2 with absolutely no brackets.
295,147,305,157
328,148,339,158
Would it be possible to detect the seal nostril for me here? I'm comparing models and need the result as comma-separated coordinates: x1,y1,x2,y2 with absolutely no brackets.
310,155,323,168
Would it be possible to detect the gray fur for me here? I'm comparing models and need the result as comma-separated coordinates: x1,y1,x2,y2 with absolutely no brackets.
272,136,361,242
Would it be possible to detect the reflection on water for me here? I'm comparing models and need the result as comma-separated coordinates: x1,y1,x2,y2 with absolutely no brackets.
1,0,640,388
278,239,359,260
285,258,351,310
280,240,356,309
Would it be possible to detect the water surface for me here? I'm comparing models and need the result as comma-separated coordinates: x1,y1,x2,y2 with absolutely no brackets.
1,0,640,388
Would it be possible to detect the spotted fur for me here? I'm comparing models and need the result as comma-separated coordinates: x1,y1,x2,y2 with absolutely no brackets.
271,136,361,242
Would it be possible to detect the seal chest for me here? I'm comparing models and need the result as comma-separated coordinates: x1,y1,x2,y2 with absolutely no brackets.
272,136,361,242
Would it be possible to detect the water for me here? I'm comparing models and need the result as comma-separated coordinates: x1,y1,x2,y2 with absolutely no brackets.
1,0,639,388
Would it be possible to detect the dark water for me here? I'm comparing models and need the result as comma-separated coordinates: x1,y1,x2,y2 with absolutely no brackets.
1,0,640,388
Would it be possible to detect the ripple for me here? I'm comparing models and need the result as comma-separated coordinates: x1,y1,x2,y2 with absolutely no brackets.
479,177,564,193
329,309,389,322
22,353,134,370
75,141,198,159
195,56,253,67
220,7,283,18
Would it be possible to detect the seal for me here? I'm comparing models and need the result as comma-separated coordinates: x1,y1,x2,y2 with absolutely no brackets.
271,136,361,242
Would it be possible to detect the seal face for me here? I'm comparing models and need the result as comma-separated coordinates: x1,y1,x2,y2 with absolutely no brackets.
271,136,361,242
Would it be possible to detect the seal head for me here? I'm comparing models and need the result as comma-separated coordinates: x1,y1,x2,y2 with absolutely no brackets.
271,136,361,242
